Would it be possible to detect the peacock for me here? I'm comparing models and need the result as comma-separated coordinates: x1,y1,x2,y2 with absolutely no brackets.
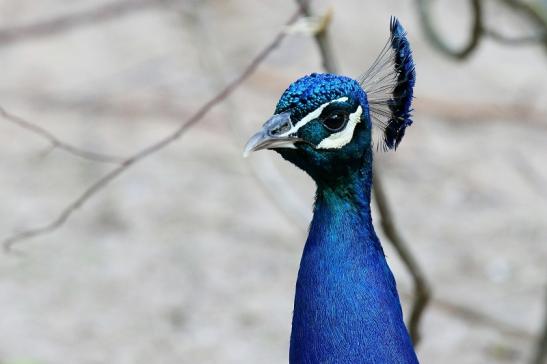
244,18,418,363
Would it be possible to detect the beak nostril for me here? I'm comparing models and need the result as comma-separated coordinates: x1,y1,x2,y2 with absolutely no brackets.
243,111,298,156
269,122,291,136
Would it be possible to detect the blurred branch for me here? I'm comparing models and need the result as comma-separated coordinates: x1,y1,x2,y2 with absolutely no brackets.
294,2,339,75
180,2,311,231
373,173,431,345
498,0,547,49
532,287,547,364
1,8,304,252
399,289,535,341
417,0,483,60
417,0,547,58
418,1,547,359
0,106,124,164
296,0,431,345
0,0,172,47
484,27,547,45
514,157,547,364
513,149,546,364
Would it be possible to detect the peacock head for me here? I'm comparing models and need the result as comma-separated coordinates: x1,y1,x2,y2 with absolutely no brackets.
244,18,416,184
244,73,372,182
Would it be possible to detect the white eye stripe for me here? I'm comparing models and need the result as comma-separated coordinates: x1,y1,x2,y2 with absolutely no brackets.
316,106,363,149
277,97,348,137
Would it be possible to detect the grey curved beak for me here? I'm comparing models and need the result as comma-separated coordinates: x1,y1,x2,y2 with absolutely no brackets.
243,112,300,157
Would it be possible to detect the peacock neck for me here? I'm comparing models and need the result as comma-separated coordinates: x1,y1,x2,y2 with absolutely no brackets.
289,149,418,363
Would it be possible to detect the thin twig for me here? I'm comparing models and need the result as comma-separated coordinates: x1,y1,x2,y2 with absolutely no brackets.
417,0,483,60
296,0,430,345
418,0,547,57
295,1,338,74
0,106,124,164
398,288,534,341
484,28,547,46
373,173,431,345
2,8,304,252
497,0,547,51
181,3,312,230
510,152,547,364
531,286,547,364
0,0,172,47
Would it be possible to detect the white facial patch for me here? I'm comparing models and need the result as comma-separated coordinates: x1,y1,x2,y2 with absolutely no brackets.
277,97,348,138
316,106,363,149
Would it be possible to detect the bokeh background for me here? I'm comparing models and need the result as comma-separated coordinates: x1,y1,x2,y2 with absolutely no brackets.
0,0,546,363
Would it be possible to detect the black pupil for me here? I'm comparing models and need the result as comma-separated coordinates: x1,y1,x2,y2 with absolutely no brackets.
323,112,347,131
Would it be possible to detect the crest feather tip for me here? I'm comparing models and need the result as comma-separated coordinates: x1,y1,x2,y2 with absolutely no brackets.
360,17,416,151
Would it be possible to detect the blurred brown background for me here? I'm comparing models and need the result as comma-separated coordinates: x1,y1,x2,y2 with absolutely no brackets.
0,0,546,363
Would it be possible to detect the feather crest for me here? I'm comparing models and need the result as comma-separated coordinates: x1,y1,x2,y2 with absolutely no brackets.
359,17,416,150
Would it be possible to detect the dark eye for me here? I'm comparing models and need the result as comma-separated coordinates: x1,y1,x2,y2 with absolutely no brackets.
322,111,348,132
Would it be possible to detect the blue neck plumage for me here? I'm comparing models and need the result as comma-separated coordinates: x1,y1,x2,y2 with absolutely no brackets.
289,148,419,363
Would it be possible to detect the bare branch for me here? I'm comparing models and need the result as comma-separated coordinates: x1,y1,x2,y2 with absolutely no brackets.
0,106,124,164
417,0,547,57
296,0,431,345
531,286,547,364
295,0,339,74
484,27,547,46
510,150,547,364
373,172,431,345
180,3,312,230
398,288,534,341
497,0,547,51
2,8,304,252
416,0,483,60
0,0,172,47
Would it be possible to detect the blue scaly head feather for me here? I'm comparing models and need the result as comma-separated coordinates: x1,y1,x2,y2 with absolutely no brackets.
273,73,372,185
243,17,418,363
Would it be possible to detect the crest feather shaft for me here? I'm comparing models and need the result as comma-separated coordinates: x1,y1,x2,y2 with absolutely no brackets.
359,17,416,150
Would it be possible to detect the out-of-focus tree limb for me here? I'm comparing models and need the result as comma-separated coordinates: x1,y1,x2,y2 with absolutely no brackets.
0,0,173,47
417,0,547,58
498,0,547,50
484,27,547,45
532,286,547,364
293,2,339,76
398,289,535,341
1,7,305,252
417,0,547,358
295,0,431,345
0,106,124,164
373,173,431,345
417,0,483,60
179,1,312,231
